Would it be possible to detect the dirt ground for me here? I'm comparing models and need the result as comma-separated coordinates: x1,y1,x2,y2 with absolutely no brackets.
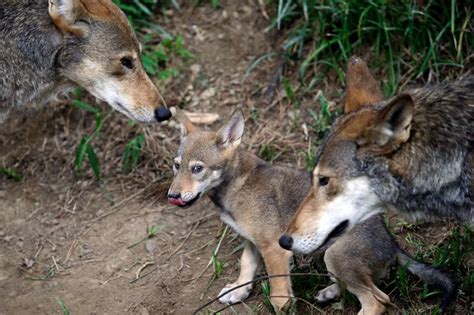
0,2,276,314
0,1,472,314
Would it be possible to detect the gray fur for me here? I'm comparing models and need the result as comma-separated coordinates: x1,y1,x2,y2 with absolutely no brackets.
0,0,73,119
360,78,474,223
1,0,168,123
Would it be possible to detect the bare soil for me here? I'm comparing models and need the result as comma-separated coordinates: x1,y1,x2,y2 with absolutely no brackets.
0,1,471,314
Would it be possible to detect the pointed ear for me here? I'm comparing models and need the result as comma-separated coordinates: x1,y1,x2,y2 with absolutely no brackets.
48,0,89,37
358,94,414,152
216,110,245,149
172,107,199,138
344,56,383,113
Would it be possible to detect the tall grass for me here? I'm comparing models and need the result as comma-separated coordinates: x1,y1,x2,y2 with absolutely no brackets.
267,0,472,96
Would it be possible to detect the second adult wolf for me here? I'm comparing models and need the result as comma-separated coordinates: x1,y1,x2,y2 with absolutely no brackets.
281,57,473,255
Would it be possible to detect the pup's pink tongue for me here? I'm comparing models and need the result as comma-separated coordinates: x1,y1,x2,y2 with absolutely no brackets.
168,198,186,206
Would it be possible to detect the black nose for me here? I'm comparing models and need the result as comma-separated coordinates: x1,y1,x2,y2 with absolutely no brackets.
155,107,172,122
279,234,293,250
167,192,181,199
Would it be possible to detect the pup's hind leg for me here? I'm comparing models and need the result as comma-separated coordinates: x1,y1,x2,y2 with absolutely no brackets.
218,242,261,304
315,279,341,303
260,242,293,311
348,283,387,315
324,244,390,315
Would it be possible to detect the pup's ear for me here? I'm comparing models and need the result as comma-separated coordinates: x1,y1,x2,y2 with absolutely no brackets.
48,0,89,37
358,94,414,153
344,56,383,113
172,107,199,138
216,110,245,149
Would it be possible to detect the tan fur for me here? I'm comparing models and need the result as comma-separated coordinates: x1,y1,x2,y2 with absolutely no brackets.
344,56,383,113
168,111,311,310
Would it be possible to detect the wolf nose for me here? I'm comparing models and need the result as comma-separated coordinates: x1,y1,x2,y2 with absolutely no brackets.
167,192,181,199
155,106,172,122
279,234,293,250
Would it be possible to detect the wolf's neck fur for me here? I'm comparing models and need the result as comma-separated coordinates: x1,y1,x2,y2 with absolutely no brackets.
207,149,265,212
0,0,74,117
365,77,474,223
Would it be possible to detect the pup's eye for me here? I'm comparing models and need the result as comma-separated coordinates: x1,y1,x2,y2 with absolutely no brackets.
191,165,203,174
173,163,180,170
319,176,330,186
120,57,134,70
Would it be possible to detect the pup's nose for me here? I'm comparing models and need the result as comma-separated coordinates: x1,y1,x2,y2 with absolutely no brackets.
279,234,293,250
155,106,172,122
167,192,181,199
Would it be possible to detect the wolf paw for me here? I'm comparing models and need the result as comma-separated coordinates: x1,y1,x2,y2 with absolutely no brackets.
218,283,252,304
315,283,341,303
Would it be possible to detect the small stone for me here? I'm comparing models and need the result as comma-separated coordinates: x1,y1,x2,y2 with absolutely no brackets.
200,88,216,100
16,239,24,248
190,64,201,81
222,10,228,19
145,239,159,255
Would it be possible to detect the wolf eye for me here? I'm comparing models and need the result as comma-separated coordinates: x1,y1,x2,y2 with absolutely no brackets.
191,165,203,174
319,176,330,186
173,163,180,170
120,57,134,70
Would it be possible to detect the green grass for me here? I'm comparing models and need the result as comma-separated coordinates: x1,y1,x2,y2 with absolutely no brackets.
262,0,472,100
56,298,70,315
0,166,23,181
127,224,162,249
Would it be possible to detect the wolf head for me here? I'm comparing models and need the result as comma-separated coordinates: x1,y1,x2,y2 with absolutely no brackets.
167,110,245,207
280,56,416,254
48,0,171,123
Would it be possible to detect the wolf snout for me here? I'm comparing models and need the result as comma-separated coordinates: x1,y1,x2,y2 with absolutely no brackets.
278,234,294,250
167,192,185,206
155,106,172,122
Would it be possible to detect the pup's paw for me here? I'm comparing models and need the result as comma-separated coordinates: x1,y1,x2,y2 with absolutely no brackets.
315,283,341,303
218,283,252,304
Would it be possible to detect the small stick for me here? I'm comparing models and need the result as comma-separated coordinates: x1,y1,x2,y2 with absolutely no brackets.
135,261,155,280
63,239,77,265
52,256,60,272
167,215,205,259
130,266,158,284
185,226,228,282
90,185,149,223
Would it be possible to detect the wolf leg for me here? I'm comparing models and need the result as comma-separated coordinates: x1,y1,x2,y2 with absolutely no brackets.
260,243,293,311
348,284,386,315
315,282,341,303
218,242,261,304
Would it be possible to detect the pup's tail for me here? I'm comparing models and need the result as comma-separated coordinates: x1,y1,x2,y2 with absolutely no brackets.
396,250,457,312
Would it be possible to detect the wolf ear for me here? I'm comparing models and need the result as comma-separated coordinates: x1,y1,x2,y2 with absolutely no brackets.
358,94,414,152
48,0,89,37
216,110,245,149
172,107,199,138
344,56,383,113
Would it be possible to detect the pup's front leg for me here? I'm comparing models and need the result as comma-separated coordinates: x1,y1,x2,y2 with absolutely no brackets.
218,242,261,304
260,243,293,311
